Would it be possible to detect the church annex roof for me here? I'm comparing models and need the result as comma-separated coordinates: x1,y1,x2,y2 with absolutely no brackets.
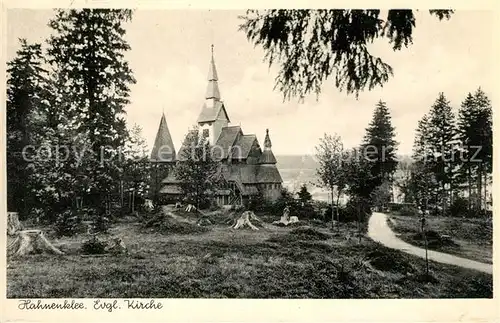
150,113,176,162
257,165,283,183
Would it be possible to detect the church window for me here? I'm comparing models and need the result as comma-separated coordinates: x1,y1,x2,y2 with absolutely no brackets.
202,129,209,138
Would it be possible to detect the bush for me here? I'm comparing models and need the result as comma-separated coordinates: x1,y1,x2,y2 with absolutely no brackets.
246,191,270,212
90,213,111,234
323,199,372,224
271,188,299,215
449,197,469,217
81,236,107,255
143,212,209,235
54,209,84,237
388,202,418,212
412,230,459,248
398,205,420,217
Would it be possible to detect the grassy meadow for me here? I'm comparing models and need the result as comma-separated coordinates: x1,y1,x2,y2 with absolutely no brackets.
7,210,492,299
387,214,493,264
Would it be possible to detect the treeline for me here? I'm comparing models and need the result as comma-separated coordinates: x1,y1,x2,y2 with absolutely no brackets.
315,89,492,224
6,9,149,232
397,90,493,217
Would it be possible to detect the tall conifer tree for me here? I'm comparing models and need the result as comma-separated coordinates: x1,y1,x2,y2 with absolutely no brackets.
426,93,457,215
6,39,48,216
46,9,136,212
362,100,398,194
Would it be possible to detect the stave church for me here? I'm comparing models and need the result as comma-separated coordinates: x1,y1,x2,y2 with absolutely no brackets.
150,48,283,206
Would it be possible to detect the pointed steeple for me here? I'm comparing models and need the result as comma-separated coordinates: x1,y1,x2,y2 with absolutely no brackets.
263,128,272,149
205,45,221,102
259,128,277,164
150,113,176,162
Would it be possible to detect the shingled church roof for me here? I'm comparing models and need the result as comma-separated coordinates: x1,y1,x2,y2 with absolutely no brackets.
150,113,176,162
197,101,230,124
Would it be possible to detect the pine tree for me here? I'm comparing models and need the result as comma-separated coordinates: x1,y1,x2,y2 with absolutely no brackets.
46,9,136,213
297,184,312,205
6,39,48,217
174,127,220,209
457,93,477,211
458,88,493,211
362,100,398,193
411,114,438,212
426,93,457,216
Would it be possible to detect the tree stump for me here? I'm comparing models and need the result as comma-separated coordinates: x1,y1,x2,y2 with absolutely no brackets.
185,204,196,212
104,237,128,254
7,212,64,257
232,211,261,230
272,207,299,226
8,212,23,235
8,230,64,257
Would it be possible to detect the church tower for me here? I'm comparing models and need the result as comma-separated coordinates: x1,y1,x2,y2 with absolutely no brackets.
258,129,282,201
197,46,230,145
259,129,277,164
149,112,176,202
150,112,176,163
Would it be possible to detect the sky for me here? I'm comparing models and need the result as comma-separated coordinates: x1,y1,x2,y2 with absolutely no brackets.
6,9,496,156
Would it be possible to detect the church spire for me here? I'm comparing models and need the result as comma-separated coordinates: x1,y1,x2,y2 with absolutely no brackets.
263,128,272,149
205,44,221,102
150,112,176,163
259,128,277,164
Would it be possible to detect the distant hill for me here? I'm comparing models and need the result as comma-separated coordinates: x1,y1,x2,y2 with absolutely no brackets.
275,155,325,200
275,154,412,202
275,154,319,170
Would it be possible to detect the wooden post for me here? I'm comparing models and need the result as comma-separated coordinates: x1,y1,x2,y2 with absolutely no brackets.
330,189,334,231
132,190,135,213
421,216,429,276
120,180,124,208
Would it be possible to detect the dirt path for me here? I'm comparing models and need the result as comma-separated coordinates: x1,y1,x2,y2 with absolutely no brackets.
368,212,492,275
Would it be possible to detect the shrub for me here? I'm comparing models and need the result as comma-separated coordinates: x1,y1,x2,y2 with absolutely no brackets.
449,197,469,217
143,212,209,235
246,191,270,212
54,209,84,237
272,188,299,215
90,213,111,234
81,236,107,255
388,202,418,212
368,249,416,274
412,230,459,248
398,205,420,217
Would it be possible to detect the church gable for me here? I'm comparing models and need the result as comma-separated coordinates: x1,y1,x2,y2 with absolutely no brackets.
216,103,230,122
213,126,242,159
